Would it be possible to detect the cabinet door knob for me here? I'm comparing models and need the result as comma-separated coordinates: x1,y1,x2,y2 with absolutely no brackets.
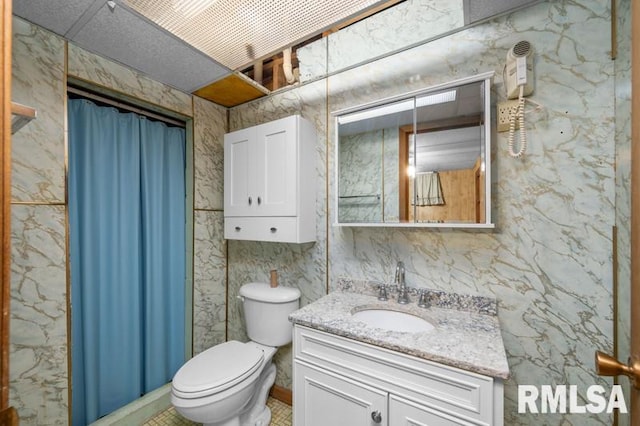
235,226,241,231
270,227,277,233
257,196,262,205
248,196,252,205
371,410,382,423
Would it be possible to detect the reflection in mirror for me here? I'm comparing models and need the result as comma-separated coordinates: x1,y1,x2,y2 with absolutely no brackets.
335,72,494,227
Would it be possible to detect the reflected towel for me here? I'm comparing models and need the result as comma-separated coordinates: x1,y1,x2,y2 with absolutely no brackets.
414,172,445,206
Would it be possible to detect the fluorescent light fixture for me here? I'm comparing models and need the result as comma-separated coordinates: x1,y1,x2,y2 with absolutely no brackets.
338,89,457,125
172,0,217,18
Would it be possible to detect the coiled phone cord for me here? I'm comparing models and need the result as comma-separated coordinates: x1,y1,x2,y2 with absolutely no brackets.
508,85,527,158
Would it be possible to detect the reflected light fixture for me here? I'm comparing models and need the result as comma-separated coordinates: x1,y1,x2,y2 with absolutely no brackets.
337,99,414,125
416,89,456,107
337,89,457,125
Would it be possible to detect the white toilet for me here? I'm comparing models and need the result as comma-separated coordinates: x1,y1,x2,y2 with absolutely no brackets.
171,282,301,426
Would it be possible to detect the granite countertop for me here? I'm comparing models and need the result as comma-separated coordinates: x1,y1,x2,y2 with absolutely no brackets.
289,279,509,379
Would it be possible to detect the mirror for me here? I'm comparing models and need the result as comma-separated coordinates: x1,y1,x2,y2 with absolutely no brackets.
334,72,494,228
298,1,540,83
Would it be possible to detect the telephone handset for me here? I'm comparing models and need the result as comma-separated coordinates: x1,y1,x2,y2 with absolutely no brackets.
505,41,534,158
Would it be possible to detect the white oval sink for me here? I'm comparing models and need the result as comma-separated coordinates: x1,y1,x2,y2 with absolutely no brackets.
352,309,435,333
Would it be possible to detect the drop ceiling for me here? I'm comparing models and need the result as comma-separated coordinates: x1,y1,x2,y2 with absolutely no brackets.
12,0,390,98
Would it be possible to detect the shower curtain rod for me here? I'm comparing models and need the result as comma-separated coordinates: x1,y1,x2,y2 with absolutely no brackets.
67,86,186,128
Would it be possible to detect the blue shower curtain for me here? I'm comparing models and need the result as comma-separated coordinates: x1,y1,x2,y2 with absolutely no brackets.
68,98,186,425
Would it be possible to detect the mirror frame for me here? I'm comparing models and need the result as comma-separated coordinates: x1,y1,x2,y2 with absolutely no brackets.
333,71,495,228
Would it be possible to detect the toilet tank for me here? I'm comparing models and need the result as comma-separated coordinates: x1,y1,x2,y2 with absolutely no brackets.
239,282,301,347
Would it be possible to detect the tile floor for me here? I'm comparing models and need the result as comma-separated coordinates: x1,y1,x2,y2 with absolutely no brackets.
143,397,292,426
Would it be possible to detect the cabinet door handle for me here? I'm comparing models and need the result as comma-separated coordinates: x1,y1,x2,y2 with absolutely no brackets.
257,196,262,205
248,196,252,205
371,410,382,423
270,227,277,233
235,226,241,231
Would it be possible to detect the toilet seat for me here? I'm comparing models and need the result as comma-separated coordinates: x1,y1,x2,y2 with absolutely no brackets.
172,341,264,399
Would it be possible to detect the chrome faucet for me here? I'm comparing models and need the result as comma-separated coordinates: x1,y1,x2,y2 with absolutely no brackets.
395,261,409,304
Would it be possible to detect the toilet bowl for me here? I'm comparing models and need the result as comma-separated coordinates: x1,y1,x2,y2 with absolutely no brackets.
171,283,300,426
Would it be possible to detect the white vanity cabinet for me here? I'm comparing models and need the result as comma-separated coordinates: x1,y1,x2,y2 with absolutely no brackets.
223,115,316,243
293,325,504,426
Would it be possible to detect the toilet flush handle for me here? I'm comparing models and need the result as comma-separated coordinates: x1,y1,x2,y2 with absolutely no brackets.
237,295,245,302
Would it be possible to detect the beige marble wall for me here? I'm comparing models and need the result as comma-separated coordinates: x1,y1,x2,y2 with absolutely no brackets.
193,94,228,355
67,43,192,118
11,18,65,203
10,206,67,425
338,130,383,222
10,17,68,425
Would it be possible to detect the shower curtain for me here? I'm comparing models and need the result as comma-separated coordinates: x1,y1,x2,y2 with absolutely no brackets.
68,98,186,425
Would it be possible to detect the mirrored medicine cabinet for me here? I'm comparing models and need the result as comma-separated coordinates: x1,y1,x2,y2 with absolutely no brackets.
334,72,495,228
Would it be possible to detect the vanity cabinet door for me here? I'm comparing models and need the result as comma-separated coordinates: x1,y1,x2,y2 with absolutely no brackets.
389,395,479,426
294,361,388,426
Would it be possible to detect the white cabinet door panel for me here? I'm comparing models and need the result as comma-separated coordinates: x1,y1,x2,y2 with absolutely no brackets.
295,361,387,426
259,119,297,216
224,127,254,216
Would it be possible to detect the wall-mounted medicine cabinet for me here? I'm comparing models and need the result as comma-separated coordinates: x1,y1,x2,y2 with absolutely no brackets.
334,72,494,228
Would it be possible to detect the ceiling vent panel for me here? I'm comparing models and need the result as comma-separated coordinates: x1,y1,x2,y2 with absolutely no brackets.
123,0,388,70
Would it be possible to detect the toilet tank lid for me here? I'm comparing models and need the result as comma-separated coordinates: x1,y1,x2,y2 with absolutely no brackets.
240,282,301,303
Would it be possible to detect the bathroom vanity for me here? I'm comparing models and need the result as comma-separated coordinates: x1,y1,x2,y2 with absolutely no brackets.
289,281,509,425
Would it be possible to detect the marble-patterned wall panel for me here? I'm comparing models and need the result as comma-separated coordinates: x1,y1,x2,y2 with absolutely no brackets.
382,128,399,222
327,1,615,424
193,210,226,355
614,0,631,424
227,80,327,389
296,37,326,83
67,43,192,118
297,0,464,81
11,18,65,203
10,205,67,425
193,96,226,210
338,130,383,222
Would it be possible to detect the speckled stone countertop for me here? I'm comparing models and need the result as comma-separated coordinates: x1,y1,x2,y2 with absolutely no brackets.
289,279,509,379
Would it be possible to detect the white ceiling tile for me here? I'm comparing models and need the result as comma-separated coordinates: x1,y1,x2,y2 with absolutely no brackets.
13,0,98,35
70,3,230,92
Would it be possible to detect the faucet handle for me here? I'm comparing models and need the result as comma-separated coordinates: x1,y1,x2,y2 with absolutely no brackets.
417,290,430,308
377,284,388,301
